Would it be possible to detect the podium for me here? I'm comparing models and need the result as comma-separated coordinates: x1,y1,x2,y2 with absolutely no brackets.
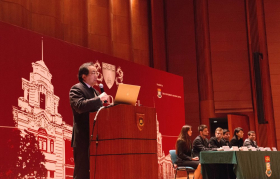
89,104,158,179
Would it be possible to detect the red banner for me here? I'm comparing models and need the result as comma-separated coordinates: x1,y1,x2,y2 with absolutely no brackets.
0,21,185,178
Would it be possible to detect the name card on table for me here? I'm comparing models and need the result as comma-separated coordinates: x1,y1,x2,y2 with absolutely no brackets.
265,147,271,151
272,147,277,151
259,147,265,151
241,147,249,151
250,147,257,151
231,146,239,151
222,146,230,151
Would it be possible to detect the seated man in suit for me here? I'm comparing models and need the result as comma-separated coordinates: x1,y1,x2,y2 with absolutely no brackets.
209,127,226,149
222,129,231,147
194,126,233,178
193,124,212,157
243,131,258,148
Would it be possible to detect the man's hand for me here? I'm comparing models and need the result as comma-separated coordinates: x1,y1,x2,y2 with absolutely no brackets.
98,92,109,103
192,157,199,161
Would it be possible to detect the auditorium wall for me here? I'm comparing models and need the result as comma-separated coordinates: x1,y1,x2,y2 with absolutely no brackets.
1,0,280,158
264,0,280,150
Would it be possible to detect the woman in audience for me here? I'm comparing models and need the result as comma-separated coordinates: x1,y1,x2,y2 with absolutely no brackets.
230,127,244,147
176,125,203,179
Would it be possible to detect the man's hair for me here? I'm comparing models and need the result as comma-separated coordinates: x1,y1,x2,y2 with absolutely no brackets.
78,62,94,82
215,127,223,133
198,124,207,132
234,127,243,138
223,129,230,135
248,131,255,136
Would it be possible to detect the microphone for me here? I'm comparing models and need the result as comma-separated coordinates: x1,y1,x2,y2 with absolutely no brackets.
99,83,107,103
99,83,105,93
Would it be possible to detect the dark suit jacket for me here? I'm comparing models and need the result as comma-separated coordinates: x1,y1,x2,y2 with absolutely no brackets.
192,136,211,157
221,138,231,147
176,139,193,162
209,137,226,149
176,139,200,169
69,82,103,148
230,136,244,148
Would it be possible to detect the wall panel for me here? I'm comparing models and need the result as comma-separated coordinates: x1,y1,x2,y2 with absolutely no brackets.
0,0,31,28
63,0,88,46
131,0,149,66
88,0,111,54
208,0,252,113
110,0,132,61
264,0,280,149
164,0,199,136
151,0,166,71
0,0,152,64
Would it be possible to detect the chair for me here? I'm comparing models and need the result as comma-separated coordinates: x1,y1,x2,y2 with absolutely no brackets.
169,150,195,179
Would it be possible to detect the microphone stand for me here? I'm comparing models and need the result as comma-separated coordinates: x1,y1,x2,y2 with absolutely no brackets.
90,106,105,144
89,106,105,179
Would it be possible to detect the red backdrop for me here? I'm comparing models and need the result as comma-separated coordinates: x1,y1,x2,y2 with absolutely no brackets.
0,21,185,178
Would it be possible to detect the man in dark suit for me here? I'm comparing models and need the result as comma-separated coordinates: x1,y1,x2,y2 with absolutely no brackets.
222,129,231,147
209,127,226,149
192,124,211,157
69,62,108,179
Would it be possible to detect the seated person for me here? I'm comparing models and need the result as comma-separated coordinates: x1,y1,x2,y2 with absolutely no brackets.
176,125,203,179
193,124,212,157
243,131,258,148
221,129,231,147
209,127,226,149
230,127,244,147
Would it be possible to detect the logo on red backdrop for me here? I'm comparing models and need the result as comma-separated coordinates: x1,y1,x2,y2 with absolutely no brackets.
94,61,124,89
265,156,272,177
102,62,116,89
157,88,162,98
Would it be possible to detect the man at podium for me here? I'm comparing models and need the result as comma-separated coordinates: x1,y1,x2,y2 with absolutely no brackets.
69,62,108,179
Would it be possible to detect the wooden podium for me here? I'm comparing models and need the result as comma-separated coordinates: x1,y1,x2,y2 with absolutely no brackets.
89,104,158,179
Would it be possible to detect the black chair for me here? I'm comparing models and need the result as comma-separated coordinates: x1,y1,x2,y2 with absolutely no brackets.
169,150,195,179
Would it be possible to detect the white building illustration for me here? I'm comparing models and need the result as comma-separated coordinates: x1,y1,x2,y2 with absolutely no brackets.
12,59,73,179
157,117,174,179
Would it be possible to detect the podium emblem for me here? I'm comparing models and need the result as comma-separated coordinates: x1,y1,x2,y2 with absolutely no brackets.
102,62,116,89
136,113,145,131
